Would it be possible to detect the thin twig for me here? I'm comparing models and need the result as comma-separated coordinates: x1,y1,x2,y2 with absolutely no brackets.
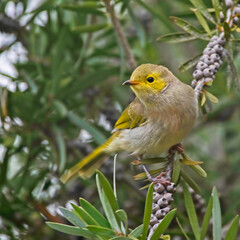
32,201,64,223
103,0,137,70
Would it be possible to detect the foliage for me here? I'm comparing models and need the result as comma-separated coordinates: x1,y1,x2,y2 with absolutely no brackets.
47,171,238,240
0,0,240,239
47,171,176,240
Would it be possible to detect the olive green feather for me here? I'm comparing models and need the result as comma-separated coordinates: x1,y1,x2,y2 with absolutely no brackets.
114,98,147,130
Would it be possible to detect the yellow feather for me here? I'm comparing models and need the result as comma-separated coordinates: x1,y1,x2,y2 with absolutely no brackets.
114,98,146,130
60,137,114,183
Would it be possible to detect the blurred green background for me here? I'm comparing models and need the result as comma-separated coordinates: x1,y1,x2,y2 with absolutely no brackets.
0,0,240,239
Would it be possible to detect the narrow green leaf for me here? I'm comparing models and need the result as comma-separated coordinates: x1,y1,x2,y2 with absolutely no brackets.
97,171,119,212
129,224,143,238
180,170,201,194
212,187,222,240
55,128,66,173
71,204,99,226
79,198,110,228
224,215,239,240
139,183,151,190
68,112,106,145
72,23,109,33
156,32,197,43
201,93,207,107
170,16,210,40
160,235,171,240
51,26,68,94
131,157,168,165
109,237,137,240
178,54,201,72
86,225,117,238
150,209,177,240
205,91,219,104
200,196,213,240
61,1,104,8
191,8,212,35
189,0,215,23
59,207,85,228
176,217,190,240
181,153,203,166
113,154,117,198
46,222,93,238
0,72,16,80
116,209,128,225
172,156,180,183
190,165,207,178
60,2,104,15
211,0,221,22
21,70,38,94
0,148,9,188
102,191,121,233
134,169,165,180
53,100,68,117
183,181,200,240
141,183,154,240
223,22,231,40
140,157,168,165
96,174,121,232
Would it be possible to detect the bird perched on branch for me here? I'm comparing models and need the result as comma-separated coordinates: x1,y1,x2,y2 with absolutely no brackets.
61,64,198,183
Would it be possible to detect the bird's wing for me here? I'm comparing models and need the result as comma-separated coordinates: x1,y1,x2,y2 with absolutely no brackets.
114,98,147,130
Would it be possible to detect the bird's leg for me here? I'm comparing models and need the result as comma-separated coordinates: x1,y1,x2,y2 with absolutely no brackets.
168,143,184,156
136,155,156,182
141,163,171,186
152,172,171,185
142,164,155,182
137,155,171,185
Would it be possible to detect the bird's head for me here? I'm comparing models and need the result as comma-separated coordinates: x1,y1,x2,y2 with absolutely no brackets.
123,64,177,105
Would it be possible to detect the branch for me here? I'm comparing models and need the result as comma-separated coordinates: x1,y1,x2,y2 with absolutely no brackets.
32,200,64,224
103,0,137,70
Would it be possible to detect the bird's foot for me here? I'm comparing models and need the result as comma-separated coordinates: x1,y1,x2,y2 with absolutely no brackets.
142,165,171,186
168,143,184,156
152,172,171,185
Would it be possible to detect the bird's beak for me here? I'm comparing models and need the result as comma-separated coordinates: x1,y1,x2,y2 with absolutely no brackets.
122,80,141,85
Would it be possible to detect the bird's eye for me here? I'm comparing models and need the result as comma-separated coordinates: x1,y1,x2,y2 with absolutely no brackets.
147,77,154,83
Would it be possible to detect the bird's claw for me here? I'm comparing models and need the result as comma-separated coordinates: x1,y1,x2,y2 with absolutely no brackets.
168,143,184,155
142,165,171,186
150,173,171,186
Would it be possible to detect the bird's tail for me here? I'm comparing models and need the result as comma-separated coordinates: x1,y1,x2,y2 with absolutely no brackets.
60,137,113,183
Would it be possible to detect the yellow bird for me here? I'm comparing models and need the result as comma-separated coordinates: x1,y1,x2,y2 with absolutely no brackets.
61,64,198,183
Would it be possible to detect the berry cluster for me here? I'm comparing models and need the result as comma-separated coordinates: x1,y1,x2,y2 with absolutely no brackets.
192,33,226,92
192,0,240,97
148,181,176,238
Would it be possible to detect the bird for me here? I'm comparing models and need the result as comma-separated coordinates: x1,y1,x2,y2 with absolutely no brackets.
60,64,198,183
